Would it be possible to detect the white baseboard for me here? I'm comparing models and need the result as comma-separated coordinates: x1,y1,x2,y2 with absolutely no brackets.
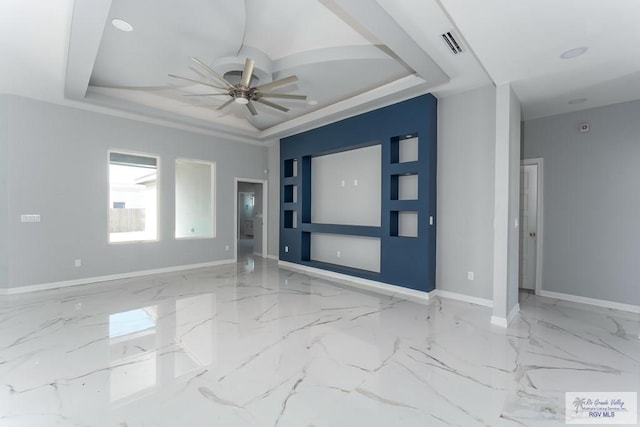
490,315,508,328
508,303,520,323
266,254,279,261
278,261,435,305
490,303,520,328
435,290,493,308
539,290,640,314
0,259,236,295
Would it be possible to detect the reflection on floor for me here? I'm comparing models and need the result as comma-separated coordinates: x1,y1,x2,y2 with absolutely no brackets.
0,258,638,426
237,238,255,262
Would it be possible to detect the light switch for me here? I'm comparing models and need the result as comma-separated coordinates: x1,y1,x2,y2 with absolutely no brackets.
21,214,41,223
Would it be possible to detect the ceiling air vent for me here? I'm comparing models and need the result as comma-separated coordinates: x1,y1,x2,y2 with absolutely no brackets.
441,31,463,55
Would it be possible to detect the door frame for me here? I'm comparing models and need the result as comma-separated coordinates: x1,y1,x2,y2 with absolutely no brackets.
234,177,268,261
522,158,544,295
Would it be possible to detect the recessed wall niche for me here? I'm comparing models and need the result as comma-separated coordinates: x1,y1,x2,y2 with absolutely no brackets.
390,211,418,238
391,134,419,164
311,144,381,227
283,210,297,229
283,185,297,203
310,233,381,273
284,158,298,178
391,174,418,200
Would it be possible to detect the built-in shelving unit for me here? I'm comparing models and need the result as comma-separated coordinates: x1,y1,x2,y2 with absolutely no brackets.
280,94,437,292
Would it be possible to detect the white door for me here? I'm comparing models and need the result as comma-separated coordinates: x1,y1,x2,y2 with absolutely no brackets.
519,164,538,290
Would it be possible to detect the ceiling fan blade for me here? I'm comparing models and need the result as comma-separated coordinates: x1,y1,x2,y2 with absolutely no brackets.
255,98,289,112
191,57,234,89
183,93,230,97
246,100,258,116
216,98,235,111
256,75,298,92
240,58,255,88
260,93,307,100
168,74,227,91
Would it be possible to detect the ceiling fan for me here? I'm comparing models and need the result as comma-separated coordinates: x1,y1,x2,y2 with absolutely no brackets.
169,57,307,116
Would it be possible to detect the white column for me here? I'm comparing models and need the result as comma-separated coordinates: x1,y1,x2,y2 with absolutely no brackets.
492,83,521,327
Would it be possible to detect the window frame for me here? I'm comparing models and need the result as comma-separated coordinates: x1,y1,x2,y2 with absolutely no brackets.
107,149,161,244
174,157,216,240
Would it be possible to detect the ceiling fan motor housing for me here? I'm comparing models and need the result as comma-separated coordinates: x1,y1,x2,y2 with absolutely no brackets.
231,87,262,104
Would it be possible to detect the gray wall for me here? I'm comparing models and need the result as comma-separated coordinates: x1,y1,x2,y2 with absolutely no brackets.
523,100,640,305
267,140,280,258
437,85,496,301
2,95,267,288
0,97,8,287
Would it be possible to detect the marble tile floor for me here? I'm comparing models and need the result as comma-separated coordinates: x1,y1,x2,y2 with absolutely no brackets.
0,258,638,426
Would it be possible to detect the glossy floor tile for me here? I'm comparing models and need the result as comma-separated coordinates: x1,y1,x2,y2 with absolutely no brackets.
0,258,638,426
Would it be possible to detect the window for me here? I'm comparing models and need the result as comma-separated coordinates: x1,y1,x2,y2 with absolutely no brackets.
109,151,159,243
175,159,215,239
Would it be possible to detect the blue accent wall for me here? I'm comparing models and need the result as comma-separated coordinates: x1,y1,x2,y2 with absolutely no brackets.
280,94,437,292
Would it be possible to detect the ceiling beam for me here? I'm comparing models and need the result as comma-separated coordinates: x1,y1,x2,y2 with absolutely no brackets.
320,0,449,86
64,0,112,100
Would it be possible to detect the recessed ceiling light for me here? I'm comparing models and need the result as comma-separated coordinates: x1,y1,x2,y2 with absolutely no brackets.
568,98,588,105
112,18,133,32
560,47,588,59
307,100,318,106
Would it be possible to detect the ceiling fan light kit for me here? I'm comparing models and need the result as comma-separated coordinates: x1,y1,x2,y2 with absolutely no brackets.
170,57,307,117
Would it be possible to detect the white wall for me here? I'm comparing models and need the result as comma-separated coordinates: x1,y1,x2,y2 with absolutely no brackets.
523,100,640,306
506,86,522,313
2,95,267,289
437,85,496,301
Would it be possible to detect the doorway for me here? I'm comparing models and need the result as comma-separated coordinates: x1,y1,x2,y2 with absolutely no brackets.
519,158,543,294
234,178,268,261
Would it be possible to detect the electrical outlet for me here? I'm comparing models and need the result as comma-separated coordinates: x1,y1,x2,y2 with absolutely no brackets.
353,179,358,186
225,245,230,251
340,180,345,187
336,251,341,258
467,271,474,281
285,246,289,253
74,259,82,267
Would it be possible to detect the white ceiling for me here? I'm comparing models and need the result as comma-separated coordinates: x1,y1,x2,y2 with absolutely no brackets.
439,0,640,120
1,0,639,141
